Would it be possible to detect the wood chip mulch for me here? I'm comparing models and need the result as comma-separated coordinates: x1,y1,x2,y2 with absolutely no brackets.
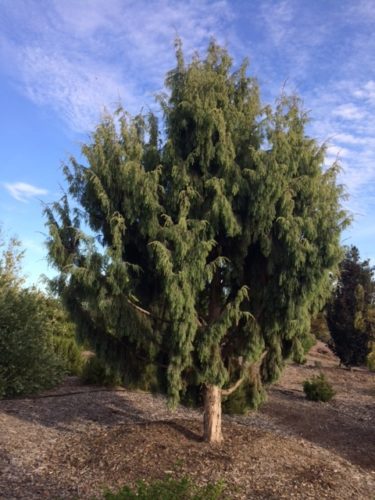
0,343,374,499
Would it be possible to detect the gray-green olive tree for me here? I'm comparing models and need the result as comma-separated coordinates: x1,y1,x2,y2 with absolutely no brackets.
45,41,347,442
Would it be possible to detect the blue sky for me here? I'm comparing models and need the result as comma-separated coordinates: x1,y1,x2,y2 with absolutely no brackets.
0,0,374,286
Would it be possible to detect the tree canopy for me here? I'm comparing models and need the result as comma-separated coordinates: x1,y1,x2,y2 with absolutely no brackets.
45,41,348,442
327,246,375,367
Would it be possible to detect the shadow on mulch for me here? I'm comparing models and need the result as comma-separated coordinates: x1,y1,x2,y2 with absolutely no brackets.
261,388,375,471
161,420,202,441
0,379,203,443
1,391,145,429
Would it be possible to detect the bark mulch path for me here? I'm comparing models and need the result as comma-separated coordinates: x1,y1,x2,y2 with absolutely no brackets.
0,343,374,499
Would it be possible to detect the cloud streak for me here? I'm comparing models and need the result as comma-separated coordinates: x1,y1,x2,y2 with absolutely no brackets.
249,0,375,224
0,0,374,233
4,182,48,203
0,0,233,132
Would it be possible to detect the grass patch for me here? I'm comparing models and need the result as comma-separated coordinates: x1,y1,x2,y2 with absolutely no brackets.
103,476,225,499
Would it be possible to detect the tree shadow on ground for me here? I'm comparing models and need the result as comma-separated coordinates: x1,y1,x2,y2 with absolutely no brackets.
261,387,375,471
0,377,201,440
153,420,202,442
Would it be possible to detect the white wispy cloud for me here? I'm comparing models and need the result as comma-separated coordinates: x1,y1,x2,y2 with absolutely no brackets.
0,0,233,132
326,144,350,159
0,0,374,229
260,0,295,46
4,182,48,203
333,133,370,146
353,80,375,103
333,103,365,121
308,79,375,210
348,0,375,23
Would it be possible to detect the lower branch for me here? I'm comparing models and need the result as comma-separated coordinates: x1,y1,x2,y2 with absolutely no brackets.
221,350,268,397
221,376,245,397
127,299,203,327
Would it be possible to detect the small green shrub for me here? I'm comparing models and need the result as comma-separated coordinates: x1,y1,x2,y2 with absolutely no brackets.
103,476,225,500
81,356,122,386
303,373,335,402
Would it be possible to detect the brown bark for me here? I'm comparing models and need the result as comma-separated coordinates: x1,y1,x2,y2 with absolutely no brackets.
203,384,223,443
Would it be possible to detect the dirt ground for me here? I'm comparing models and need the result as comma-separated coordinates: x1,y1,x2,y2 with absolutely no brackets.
0,342,374,499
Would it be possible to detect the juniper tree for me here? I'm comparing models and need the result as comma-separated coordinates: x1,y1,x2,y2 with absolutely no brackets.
327,246,375,367
45,41,347,442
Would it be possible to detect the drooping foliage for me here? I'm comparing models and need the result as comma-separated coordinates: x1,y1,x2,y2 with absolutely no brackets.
310,311,331,343
327,246,375,367
45,41,347,412
42,295,84,376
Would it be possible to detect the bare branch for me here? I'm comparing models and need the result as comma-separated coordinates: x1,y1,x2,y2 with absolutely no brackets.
127,299,152,317
221,376,245,397
221,350,268,397
127,299,203,327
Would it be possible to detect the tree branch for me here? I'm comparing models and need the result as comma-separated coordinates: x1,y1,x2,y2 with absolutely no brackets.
127,299,203,327
221,376,245,397
221,350,268,397
127,299,152,317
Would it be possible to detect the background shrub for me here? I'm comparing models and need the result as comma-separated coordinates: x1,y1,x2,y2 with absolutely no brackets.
0,231,82,398
0,286,65,397
303,373,335,402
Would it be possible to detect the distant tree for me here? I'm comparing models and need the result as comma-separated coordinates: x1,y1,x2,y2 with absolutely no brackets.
327,246,374,367
45,41,347,442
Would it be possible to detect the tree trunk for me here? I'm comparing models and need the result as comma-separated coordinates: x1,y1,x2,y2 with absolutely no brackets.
203,384,223,443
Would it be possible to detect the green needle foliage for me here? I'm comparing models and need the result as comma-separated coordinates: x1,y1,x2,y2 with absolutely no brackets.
327,246,375,367
42,296,84,376
45,41,348,432
303,373,335,402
